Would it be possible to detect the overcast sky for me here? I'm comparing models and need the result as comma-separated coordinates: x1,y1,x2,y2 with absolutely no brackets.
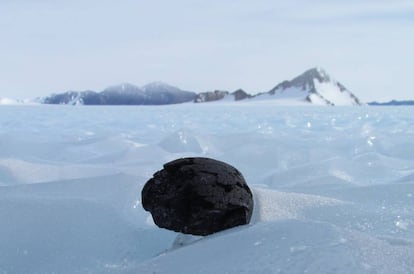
1,0,413,102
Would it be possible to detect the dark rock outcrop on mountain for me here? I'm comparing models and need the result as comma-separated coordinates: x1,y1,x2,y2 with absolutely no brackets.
194,89,251,103
268,68,334,94
141,157,254,236
369,100,414,106
232,89,251,101
42,82,196,105
194,90,229,103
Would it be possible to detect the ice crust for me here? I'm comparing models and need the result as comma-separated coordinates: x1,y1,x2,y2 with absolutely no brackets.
1,104,414,273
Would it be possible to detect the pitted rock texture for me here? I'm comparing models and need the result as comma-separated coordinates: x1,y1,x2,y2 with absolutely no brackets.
141,157,253,236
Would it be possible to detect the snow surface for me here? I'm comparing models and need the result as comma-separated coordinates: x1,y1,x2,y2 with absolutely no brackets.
247,91,311,106
1,104,414,273
0,98,21,105
0,98,39,105
0,98,14,104
313,80,356,106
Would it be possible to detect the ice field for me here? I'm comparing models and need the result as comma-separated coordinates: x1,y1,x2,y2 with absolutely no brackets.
1,103,414,273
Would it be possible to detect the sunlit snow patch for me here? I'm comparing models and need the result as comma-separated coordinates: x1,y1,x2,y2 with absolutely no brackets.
252,188,346,222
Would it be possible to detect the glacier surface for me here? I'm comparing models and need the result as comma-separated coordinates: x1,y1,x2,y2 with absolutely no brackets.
0,103,414,273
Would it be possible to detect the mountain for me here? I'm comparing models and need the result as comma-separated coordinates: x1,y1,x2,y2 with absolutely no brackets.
194,67,362,105
254,67,362,105
42,82,196,105
100,83,145,105
369,100,414,106
39,67,363,106
141,82,197,104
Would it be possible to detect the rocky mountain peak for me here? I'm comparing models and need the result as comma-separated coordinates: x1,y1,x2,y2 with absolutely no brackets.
263,67,363,105
270,67,331,93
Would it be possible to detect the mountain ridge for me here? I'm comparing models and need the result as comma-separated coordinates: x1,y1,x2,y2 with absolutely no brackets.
194,67,362,105
41,82,196,105
369,100,414,106
26,67,364,106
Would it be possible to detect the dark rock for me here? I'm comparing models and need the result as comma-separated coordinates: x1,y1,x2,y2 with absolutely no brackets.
194,90,229,103
231,89,251,101
141,157,253,236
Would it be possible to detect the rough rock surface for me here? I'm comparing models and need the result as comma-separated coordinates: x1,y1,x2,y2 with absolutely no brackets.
194,90,229,103
232,89,251,101
141,157,253,236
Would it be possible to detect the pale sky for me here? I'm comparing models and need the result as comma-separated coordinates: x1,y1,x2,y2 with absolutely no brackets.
1,0,413,102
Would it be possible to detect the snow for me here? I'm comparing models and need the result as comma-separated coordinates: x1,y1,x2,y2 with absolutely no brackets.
0,97,41,105
313,80,356,106
258,86,309,102
248,83,355,106
1,104,414,273
0,97,20,105
307,93,329,105
257,80,358,106
247,92,311,106
247,68,361,106
0,98,17,105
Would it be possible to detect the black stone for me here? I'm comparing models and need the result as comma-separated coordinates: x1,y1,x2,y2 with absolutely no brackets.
141,157,253,236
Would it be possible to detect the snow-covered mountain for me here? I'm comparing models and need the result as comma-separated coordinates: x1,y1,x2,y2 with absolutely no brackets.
254,67,363,105
41,82,196,105
194,67,362,105
24,67,364,106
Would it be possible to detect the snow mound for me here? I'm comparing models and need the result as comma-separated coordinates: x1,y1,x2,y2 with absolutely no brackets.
252,188,346,222
132,220,414,274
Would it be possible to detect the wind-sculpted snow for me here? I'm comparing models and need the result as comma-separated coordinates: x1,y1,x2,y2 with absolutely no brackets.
0,104,414,273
